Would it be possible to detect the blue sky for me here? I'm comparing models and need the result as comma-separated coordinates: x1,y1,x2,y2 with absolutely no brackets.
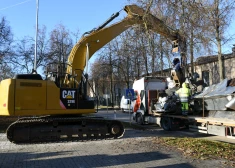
0,0,130,39
0,0,235,55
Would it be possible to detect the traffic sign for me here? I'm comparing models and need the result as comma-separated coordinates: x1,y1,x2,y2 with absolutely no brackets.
125,89,134,99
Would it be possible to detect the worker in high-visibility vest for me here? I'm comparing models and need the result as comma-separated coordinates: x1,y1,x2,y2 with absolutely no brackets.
176,82,191,115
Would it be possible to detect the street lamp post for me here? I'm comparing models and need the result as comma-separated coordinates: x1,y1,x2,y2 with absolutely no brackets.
127,54,130,89
33,0,39,73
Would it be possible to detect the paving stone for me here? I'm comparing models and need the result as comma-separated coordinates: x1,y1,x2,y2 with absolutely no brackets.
0,131,233,168
0,110,233,168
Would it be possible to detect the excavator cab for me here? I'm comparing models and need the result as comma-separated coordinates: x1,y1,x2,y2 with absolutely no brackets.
45,62,94,110
45,62,74,88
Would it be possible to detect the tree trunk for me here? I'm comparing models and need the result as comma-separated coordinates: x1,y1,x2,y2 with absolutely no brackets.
141,43,149,76
160,36,163,76
150,39,155,74
215,0,224,81
216,35,224,81
109,53,114,108
190,28,194,75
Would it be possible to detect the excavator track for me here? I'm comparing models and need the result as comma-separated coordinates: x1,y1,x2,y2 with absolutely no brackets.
6,116,125,144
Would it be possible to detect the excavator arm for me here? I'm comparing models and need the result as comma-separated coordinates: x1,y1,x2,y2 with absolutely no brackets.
66,5,183,85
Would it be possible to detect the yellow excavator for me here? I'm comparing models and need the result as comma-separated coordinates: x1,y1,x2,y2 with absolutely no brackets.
0,5,184,143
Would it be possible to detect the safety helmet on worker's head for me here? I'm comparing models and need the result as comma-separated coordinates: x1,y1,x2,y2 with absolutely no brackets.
182,82,189,88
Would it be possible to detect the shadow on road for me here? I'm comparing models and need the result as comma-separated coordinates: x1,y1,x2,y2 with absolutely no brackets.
0,150,195,168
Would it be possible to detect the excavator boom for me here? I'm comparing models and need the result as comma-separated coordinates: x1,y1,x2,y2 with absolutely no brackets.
66,5,179,84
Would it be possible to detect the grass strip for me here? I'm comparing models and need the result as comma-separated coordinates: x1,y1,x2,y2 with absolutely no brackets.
153,137,235,162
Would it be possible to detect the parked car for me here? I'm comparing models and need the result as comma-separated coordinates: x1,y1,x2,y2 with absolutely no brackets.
120,96,133,112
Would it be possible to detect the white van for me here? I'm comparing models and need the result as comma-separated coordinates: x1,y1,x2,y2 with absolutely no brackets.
132,76,167,124
120,96,132,112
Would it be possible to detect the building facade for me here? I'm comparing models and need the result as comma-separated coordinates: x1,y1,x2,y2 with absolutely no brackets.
194,45,235,86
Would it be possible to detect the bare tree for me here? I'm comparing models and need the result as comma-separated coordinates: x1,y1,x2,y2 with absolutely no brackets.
90,58,107,104
201,0,235,81
0,62,14,80
48,24,73,64
71,28,80,44
0,17,14,79
0,17,13,60
11,25,49,74
37,25,50,70
12,36,34,73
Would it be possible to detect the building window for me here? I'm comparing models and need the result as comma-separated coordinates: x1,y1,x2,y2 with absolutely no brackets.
202,71,209,86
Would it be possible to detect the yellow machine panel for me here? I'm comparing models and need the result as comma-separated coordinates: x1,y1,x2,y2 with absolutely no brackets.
0,79,15,116
15,79,47,111
46,81,61,110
